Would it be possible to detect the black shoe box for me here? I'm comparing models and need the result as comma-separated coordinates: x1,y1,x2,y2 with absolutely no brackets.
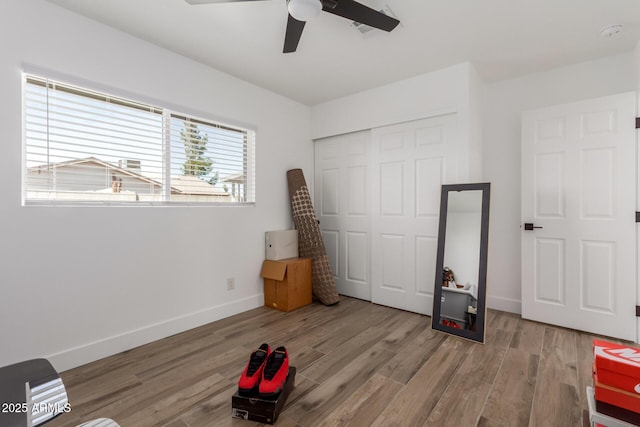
231,366,296,424
595,399,640,426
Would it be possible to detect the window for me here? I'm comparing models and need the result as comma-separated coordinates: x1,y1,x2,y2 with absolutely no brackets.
23,75,255,205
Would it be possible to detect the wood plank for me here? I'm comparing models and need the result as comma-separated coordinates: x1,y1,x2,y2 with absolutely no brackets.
60,323,227,388
477,348,539,427
104,373,232,425
283,373,320,410
425,328,512,426
266,414,302,427
301,326,389,384
377,314,429,352
488,309,520,332
509,317,545,355
529,326,581,426
164,380,237,426
311,304,395,354
377,326,446,384
285,342,396,425
160,419,191,427
369,336,472,427
377,308,423,332
315,374,403,427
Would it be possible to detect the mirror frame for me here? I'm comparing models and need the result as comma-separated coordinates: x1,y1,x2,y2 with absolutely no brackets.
432,182,491,343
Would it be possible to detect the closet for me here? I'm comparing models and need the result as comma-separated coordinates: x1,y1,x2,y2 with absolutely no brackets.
314,113,465,315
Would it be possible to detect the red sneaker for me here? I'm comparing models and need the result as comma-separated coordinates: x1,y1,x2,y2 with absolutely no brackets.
259,346,289,398
238,343,270,395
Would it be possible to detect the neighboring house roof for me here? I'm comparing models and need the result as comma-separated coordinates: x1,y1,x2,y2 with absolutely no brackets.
28,156,164,187
29,157,230,196
223,174,245,184
170,175,229,196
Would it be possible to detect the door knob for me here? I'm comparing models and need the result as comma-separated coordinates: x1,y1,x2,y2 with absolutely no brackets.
523,223,543,231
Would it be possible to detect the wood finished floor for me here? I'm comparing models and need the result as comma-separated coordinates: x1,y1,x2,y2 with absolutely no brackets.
47,297,616,427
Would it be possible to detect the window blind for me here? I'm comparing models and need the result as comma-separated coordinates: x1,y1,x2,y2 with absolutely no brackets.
168,115,253,203
23,75,255,205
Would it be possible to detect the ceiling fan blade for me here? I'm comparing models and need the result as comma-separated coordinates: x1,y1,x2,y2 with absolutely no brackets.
184,0,270,5
283,14,306,53
321,0,399,32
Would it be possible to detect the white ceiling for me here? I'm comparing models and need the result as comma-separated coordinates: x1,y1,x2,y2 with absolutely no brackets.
45,0,640,106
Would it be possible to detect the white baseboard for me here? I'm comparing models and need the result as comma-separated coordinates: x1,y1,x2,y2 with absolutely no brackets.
48,294,264,372
487,295,521,315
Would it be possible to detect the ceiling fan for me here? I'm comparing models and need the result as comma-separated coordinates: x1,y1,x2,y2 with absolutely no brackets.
184,0,400,53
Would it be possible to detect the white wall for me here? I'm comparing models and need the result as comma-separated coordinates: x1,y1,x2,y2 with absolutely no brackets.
312,62,472,137
483,52,637,313
0,0,312,371
311,62,484,187
443,212,482,287
468,65,485,182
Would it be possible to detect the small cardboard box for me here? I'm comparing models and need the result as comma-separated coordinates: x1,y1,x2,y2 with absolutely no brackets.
265,230,298,261
231,367,296,425
261,258,311,312
593,340,640,396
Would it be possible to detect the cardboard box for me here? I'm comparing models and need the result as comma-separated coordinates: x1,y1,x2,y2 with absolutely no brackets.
231,367,296,425
261,258,311,312
593,340,640,396
265,230,298,261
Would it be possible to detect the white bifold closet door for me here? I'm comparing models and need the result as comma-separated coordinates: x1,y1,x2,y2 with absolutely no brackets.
370,114,459,315
314,130,372,301
314,114,459,315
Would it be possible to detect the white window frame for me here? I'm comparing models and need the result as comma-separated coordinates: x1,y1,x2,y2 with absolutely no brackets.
22,73,256,207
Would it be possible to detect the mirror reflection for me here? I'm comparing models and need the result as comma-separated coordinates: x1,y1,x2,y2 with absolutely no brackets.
432,183,490,343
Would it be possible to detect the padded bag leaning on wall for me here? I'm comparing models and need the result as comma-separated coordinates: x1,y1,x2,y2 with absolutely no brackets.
287,169,340,305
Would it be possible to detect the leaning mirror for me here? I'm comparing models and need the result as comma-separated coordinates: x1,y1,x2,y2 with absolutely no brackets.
432,183,490,343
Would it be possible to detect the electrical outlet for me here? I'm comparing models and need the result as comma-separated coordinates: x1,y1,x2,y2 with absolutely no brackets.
226,277,235,291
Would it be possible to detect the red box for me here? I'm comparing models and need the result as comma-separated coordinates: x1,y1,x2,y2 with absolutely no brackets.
593,340,640,396
593,372,640,415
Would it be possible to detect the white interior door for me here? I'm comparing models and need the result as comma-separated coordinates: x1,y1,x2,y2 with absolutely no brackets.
370,114,458,315
314,131,371,300
521,92,637,341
